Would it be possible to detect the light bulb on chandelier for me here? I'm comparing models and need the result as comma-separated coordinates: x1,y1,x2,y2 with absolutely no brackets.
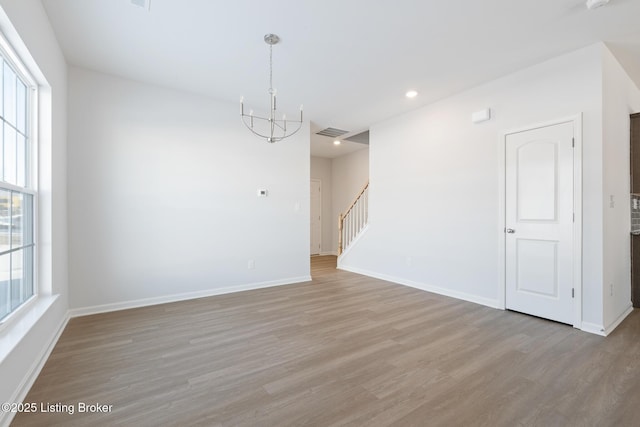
240,34,303,143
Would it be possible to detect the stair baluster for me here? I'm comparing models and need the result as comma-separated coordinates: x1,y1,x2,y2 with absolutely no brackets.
338,182,369,255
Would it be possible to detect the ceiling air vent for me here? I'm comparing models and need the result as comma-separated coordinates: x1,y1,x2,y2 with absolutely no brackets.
316,127,349,138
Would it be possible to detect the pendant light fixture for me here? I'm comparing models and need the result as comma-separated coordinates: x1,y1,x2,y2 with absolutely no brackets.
240,34,303,143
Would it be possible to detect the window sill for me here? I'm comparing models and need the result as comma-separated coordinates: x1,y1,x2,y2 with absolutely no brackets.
0,294,59,365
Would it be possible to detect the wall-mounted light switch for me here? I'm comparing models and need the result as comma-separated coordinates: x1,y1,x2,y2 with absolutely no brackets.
257,189,268,197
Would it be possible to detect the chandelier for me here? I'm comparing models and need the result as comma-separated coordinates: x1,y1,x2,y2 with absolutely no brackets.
240,34,303,143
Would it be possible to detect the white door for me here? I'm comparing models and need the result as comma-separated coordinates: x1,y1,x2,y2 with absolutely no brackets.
505,121,574,324
310,180,322,255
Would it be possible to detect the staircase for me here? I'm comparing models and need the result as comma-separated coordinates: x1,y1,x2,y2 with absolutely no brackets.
338,182,369,255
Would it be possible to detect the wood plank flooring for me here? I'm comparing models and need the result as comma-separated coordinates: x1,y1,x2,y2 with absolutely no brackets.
11,256,640,426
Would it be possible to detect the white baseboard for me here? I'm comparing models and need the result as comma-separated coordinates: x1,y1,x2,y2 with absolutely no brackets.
1,309,69,427
337,264,501,309
580,305,634,337
319,251,338,256
603,305,634,336
580,321,606,336
68,276,312,318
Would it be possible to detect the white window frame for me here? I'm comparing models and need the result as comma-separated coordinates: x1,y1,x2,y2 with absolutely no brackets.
0,29,38,327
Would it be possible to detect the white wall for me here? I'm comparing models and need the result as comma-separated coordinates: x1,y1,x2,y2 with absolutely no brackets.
0,0,68,423
67,67,310,312
310,156,334,254
340,44,607,328
602,46,640,330
332,148,369,251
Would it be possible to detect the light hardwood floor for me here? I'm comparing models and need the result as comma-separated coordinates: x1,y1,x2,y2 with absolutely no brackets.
11,256,640,426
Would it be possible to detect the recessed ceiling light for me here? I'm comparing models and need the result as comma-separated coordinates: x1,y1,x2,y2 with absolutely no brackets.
405,90,418,99
333,140,341,146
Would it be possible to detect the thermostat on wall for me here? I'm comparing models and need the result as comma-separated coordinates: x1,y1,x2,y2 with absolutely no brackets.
257,189,268,197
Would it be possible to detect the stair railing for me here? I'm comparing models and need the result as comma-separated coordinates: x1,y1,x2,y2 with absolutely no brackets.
338,181,369,255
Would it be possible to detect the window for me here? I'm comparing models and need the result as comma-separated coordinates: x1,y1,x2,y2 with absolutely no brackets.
0,41,35,322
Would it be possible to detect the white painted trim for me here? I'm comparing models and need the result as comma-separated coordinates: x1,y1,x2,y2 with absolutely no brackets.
338,264,501,309
68,276,312,318
573,114,583,328
337,224,369,266
319,251,338,256
580,322,606,336
498,114,583,328
0,294,38,334
0,295,58,363
310,178,322,256
602,305,634,336
497,125,506,310
0,306,69,427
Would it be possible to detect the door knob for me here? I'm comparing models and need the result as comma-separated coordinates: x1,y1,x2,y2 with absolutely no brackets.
506,228,516,234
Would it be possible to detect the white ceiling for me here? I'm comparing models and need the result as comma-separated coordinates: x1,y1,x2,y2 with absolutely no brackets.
41,0,640,157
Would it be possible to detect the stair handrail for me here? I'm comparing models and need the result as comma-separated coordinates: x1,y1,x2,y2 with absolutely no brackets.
343,181,369,219
338,181,369,255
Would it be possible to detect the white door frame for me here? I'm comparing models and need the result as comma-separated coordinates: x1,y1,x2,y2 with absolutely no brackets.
310,178,322,255
498,114,583,328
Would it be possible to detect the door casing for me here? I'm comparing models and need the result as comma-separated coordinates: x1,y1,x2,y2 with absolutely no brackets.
310,179,322,255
